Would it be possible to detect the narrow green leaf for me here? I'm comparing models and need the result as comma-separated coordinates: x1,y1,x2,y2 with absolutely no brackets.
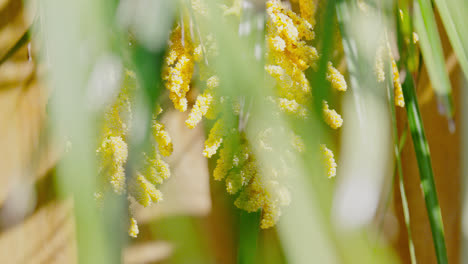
237,211,261,264
433,0,468,81
0,28,30,65
402,74,448,264
385,52,417,264
414,0,454,118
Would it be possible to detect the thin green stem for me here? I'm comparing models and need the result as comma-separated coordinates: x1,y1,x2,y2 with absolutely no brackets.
237,211,261,264
402,74,448,264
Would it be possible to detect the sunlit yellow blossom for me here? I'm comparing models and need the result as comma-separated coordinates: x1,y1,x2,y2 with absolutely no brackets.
321,144,337,178
129,173,163,207
278,98,307,118
265,65,293,89
391,57,405,107
186,91,214,128
322,101,343,129
268,36,286,52
203,118,225,158
299,0,316,26
163,25,194,112
326,62,347,91
266,0,317,110
98,136,128,194
152,121,173,157
128,217,139,238
146,154,171,185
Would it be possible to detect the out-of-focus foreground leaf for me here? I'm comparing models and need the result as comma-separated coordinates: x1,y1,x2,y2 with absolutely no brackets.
414,0,454,119
402,74,448,264
433,0,468,81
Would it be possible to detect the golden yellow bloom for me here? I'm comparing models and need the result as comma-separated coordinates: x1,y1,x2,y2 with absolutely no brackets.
299,0,316,26
391,57,405,107
97,136,128,194
326,62,347,91
278,98,307,118
268,36,286,52
321,144,337,178
265,65,293,89
145,154,171,185
203,118,225,158
128,217,139,238
322,101,343,129
186,91,214,129
266,0,317,110
129,173,163,207
152,121,173,157
163,25,194,112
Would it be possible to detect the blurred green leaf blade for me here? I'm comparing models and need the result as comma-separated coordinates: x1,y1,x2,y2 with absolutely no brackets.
433,0,468,81
414,0,454,118
402,73,448,264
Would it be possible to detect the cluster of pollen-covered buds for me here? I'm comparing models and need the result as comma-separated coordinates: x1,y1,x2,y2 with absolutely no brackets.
266,0,345,179
96,70,173,238
375,40,405,107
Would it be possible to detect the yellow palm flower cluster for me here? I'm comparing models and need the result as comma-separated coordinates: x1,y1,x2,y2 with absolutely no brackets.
320,144,337,178
210,132,292,229
266,0,345,178
163,25,195,112
390,53,405,107
266,0,317,112
374,41,405,107
185,75,219,128
97,71,173,238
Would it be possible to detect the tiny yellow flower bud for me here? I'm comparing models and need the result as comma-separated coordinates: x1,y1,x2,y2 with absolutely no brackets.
326,62,347,92
128,217,139,238
278,98,307,118
322,101,343,129
203,118,225,158
321,144,337,178
153,121,173,157
186,91,214,129
391,58,405,107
